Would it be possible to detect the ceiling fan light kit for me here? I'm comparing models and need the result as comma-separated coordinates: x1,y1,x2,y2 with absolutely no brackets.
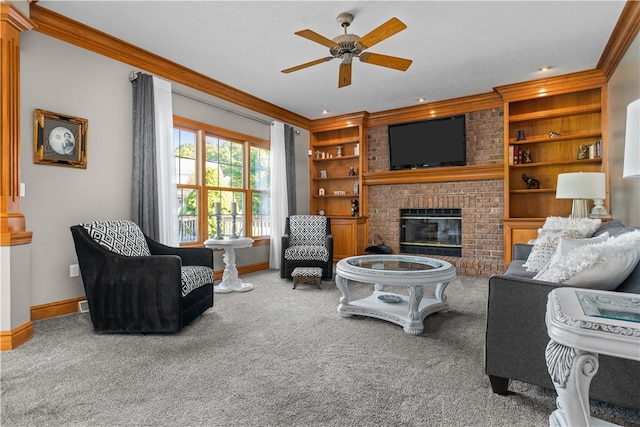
282,12,413,88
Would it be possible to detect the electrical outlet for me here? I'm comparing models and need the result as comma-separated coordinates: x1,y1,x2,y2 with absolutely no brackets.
69,264,80,277
78,300,89,313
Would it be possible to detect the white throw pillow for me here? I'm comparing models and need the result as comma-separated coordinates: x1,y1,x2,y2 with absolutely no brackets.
556,232,610,254
542,217,601,236
524,229,584,272
533,230,640,289
523,217,602,272
534,233,610,278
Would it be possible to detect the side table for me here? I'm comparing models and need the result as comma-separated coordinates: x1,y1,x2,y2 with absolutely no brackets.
545,288,640,427
204,237,254,293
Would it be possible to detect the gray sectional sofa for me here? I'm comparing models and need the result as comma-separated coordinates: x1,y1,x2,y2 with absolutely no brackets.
485,220,640,411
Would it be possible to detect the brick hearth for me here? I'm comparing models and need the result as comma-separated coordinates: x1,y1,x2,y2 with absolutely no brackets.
366,108,505,278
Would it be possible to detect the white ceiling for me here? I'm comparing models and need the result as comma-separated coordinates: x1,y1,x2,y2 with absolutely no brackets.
37,1,626,120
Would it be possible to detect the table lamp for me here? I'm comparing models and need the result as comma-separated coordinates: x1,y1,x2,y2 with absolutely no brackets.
623,99,639,179
556,172,606,219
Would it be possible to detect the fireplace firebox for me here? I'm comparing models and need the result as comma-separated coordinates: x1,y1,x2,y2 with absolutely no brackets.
400,208,462,257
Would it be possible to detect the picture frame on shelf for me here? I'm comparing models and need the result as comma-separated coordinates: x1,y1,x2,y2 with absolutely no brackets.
33,109,88,169
320,170,327,179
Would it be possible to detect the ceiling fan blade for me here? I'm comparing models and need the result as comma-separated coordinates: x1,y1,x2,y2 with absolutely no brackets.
295,29,338,48
359,52,412,71
356,17,407,49
338,62,352,88
282,57,334,74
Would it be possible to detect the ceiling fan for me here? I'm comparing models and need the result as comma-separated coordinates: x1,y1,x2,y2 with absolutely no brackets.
282,12,413,88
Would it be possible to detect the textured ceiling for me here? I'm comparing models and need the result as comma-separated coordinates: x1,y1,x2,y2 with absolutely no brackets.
37,1,626,120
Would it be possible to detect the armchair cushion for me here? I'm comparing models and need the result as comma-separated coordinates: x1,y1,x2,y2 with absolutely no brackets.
284,246,330,262
82,220,151,256
289,215,330,246
181,265,216,296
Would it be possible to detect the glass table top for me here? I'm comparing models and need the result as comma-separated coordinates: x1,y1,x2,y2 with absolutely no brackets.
345,255,441,272
577,291,640,323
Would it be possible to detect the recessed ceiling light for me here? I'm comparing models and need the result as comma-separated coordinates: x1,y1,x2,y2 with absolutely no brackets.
539,66,552,72
322,109,329,114
417,97,426,103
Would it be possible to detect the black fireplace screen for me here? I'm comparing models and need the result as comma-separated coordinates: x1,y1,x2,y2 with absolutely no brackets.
400,208,462,257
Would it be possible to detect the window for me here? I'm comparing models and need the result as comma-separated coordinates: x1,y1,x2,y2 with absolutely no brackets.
173,116,270,245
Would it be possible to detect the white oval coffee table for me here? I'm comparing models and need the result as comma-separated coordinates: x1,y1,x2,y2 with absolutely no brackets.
335,255,456,335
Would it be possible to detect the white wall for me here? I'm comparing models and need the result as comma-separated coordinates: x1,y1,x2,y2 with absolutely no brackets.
19,31,310,307
608,34,640,227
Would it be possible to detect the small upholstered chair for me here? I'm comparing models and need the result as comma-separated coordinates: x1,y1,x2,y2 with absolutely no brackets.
280,215,333,280
70,220,214,333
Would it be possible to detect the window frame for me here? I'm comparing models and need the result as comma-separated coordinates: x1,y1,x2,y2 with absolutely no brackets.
173,115,270,247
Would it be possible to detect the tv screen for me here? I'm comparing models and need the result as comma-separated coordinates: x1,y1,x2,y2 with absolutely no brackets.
388,115,466,170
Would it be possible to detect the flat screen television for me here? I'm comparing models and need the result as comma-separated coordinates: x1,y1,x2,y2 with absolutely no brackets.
388,115,466,170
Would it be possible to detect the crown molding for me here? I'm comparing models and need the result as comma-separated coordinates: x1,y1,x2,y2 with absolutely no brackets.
598,0,640,80
28,4,311,129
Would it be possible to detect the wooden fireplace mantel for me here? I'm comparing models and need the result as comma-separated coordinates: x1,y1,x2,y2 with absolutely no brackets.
362,164,503,186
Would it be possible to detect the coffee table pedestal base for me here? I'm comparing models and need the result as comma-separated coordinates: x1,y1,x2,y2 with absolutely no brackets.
336,277,450,335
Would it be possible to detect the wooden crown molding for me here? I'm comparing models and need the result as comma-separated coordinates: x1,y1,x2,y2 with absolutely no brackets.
1,3,34,32
28,4,311,129
598,0,640,80
366,92,502,128
494,69,606,102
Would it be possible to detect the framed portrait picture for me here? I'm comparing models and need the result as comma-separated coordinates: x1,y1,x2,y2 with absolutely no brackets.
34,109,88,168
320,170,327,179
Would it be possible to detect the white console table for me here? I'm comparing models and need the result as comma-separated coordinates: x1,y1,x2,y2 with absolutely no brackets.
204,237,254,294
545,288,640,427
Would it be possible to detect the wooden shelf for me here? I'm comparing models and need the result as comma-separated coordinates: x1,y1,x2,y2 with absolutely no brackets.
508,131,601,145
309,115,368,259
509,158,602,168
510,188,556,194
500,84,606,264
313,194,360,199
508,103,601,122
313,155,359,162
313,138,360,147
313,176,358,181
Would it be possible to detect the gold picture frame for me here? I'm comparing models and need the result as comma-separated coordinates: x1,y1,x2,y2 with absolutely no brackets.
34,109,88,168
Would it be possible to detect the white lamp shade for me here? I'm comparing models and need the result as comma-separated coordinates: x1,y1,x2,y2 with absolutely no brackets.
556,172,606,199
623,99,640,179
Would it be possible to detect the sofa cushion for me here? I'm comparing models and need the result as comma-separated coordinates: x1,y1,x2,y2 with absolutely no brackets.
523,217,601,272
82,220,151,257
502,260,538,279
533,230,640,289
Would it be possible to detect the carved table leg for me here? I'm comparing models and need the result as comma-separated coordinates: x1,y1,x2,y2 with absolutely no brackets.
335,274,353,317
404,285,425,335
546,340,599,427
435,281,449,303
214,247,253,293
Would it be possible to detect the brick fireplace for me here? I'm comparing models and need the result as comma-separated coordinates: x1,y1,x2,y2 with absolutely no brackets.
366,108,505,278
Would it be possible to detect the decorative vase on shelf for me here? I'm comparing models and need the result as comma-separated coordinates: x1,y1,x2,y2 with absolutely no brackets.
516,130,526,141
336,145,343,157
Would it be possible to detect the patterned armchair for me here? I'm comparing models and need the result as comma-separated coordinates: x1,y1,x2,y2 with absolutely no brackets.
280,215,333,280
70,220,214,333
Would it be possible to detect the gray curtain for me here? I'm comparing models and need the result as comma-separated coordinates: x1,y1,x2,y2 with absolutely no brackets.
131,73,160,239
284,124,296,215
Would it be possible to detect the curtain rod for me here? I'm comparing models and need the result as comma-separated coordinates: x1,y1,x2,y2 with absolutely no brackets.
129,71,272,126
172,89,273,126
